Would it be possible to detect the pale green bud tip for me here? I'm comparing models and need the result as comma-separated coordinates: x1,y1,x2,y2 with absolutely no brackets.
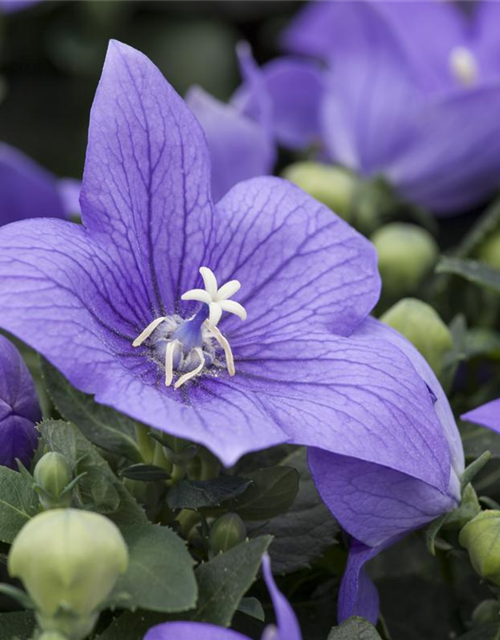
371,223,438,296
39,632,68,640
478,230,500,271
459,510,500,585
282,162,356,220
381,298,452,377
209,512,246,554
34,452,72,506
8,509,128,618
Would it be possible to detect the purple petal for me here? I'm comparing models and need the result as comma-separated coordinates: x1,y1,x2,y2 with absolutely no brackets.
317,2,421,174
211,177,380,340
261,554,301,640
143,622,249,640
462,399,500,433
0,335,40,469
0,0,40,13
186,86,274,203
261,58,325,151
232,42,273,133
57,178,82,217
80,40,215,313
338,538,390,624
385,85,500,215
308,448,457,548
0,143,66,225
281,1,341,60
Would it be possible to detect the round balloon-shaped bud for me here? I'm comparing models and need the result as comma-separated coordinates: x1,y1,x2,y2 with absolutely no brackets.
8,509,128,639
209,512,246,555
39,633,68,640
459,511,500,585
282,162,356,221
478,231,500,271
34,452,72,509
371,223,438,297
472,599,500,625
381,298,452,377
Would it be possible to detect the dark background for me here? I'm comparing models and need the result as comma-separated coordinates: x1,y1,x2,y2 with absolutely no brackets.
0,0,301,179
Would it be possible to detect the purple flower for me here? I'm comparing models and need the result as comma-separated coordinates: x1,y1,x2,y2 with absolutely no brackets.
0,41,463,621
272,0,500,215
0,334,40,469
143,554,301,640
0,0,40,13
0,143,80,225
462,399,500,432
186,44,275,203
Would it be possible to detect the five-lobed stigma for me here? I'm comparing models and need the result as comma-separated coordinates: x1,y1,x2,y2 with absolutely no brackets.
132,267,247,389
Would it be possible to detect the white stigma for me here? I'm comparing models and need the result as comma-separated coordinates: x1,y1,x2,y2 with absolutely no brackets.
449,46,478,87
181,266,248,328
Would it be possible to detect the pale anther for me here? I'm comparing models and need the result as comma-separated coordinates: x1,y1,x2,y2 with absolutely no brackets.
174,347,205,389
205,321,235,376
449,46,478,87
132,316,167,347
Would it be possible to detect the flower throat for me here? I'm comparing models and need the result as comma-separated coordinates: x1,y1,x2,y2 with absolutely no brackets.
132,267,247,389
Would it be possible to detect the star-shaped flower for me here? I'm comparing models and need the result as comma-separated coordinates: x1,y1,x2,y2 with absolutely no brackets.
0,40,465,622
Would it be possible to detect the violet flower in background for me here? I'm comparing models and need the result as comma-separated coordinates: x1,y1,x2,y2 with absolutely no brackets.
0,334,40,469
143,554,301,640
186,43,275,203
0,0,40,13
0,40,469,622
0,143,80,225
462,399,500,431
272,0,500,215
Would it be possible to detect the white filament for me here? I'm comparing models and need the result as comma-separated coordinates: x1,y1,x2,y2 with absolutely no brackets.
132,316,167,347
174,347,205,389
205,321,235,376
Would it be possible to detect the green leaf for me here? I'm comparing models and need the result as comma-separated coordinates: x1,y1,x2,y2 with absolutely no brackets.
120,464,171,482
0,466,39,544
42,360,143,462
328,617,382,639
455,196,500,259
436,257,500,294
191,535,272,626
0,612,35,640
167,476,251,510
111,523,197,613
95,612,166,640
237,596,265,622
461,451,492,490
39,420,147,526
259,447,340,573
457,624,500,639
228,466,299,521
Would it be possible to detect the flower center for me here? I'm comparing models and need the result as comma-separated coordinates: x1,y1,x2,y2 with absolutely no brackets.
449,46,478,87
132,267,247,389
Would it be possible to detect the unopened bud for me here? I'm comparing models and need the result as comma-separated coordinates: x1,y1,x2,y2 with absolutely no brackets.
381,298,452,377
209,512,246,554
282,162,356,221
459,511,500,585
371,223,438,297
34,452,72,509
472,599,500,625
39,633,68,640
478,230,500,271
8,509,128,639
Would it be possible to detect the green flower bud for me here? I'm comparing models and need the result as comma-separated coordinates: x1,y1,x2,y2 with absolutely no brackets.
34,452,72,509
371,223,438,297
209,512,246,555
459,511,500,585
282,162,356,221
8,509,128,640
478,230,500,271
39,633,68,640
381,298,452,377
472,599,500,625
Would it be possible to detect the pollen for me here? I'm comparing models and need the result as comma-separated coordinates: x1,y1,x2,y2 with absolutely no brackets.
132,266,247,389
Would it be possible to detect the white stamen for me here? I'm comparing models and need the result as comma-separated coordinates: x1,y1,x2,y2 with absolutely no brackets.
205,322,235,376
174,347,205,389
181,266,248,328
132,316,167,347
165,340,179,387
449,46,478,87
